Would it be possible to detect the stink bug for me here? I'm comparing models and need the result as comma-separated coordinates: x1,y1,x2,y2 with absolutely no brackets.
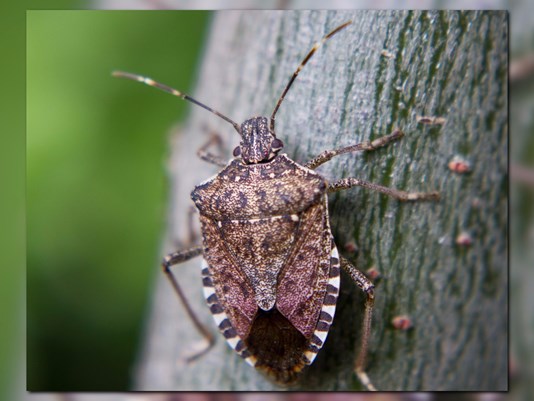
114,20,439,391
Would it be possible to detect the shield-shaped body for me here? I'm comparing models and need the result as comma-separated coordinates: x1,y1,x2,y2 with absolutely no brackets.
191,154,341,383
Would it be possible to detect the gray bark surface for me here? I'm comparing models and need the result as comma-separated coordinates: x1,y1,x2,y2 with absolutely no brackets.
135,10,507,391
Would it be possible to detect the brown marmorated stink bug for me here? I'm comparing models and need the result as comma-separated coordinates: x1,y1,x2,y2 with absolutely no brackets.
114,21,439,391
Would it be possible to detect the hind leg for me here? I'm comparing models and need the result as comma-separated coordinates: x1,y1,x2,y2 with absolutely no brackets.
340,256,376,391
161,246,215,361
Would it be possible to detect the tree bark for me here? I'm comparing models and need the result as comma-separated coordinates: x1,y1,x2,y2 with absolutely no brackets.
135,10,508,391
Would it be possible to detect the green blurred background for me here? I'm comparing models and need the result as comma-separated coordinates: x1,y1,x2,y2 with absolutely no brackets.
27,11,210,390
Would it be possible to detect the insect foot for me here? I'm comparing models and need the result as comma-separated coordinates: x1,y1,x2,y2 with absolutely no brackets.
115,19,440,391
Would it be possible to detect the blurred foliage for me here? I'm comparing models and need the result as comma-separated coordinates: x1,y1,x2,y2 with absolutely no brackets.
0,1,27,400
27,11,210,390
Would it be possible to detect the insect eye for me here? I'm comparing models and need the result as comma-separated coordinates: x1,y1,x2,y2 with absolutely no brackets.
233,146,241,157
271,138,284,150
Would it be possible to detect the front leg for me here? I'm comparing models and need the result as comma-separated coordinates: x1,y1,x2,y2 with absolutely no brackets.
305,129,404,170
197,130,228,167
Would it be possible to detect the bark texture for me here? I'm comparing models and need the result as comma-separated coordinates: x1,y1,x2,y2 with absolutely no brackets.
135,10,508,391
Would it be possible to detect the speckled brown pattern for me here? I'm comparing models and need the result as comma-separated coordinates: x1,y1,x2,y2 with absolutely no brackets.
193,154,335,383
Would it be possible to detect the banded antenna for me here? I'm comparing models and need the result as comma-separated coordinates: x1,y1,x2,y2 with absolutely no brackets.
112,71,241,134
270,20,352,134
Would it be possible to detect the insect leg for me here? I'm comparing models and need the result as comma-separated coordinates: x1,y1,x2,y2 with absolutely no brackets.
184,206,200,247
328,178,440,201
305,129,404,170
162,246,215,361
173,205,200,249
340,256,377,392
197,130,228,167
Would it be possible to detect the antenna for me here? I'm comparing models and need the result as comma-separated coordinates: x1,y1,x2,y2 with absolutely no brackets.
112,71,241,134
270,20,352,134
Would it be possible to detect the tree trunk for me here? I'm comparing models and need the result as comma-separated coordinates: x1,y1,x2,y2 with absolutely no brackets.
135,10,508,391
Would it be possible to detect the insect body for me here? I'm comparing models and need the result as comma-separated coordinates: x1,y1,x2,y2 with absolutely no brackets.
114,20,439,390
193,131,335,383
